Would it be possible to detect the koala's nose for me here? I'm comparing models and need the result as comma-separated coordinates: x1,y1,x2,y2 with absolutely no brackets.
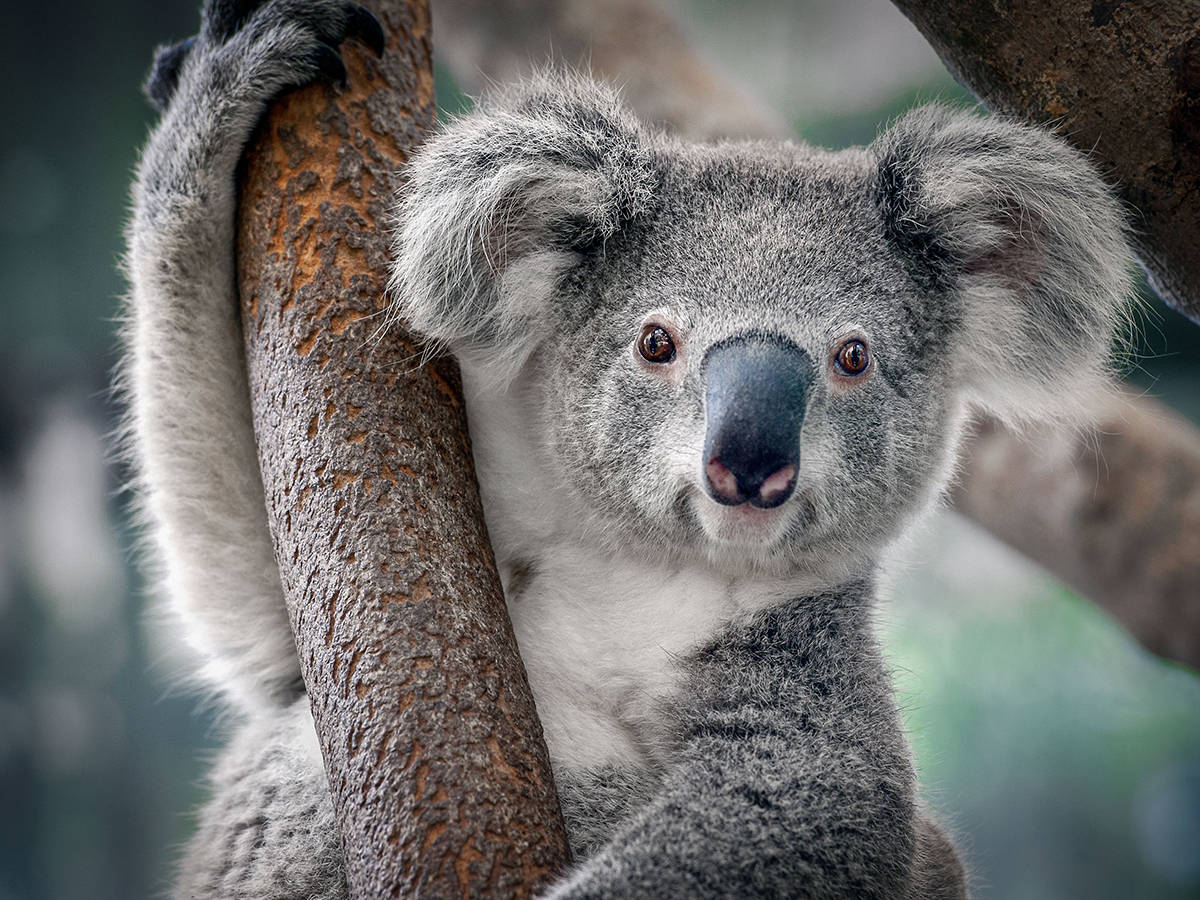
702,335,811,509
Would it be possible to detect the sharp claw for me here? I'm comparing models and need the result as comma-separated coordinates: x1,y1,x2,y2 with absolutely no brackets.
345,4,385,57
313,42,348,88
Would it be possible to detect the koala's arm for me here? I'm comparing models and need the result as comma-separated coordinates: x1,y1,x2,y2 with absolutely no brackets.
547,585,965,900
123,0,382,712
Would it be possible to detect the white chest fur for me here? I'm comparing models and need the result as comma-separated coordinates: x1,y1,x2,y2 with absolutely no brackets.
501,545,798,771
461,368,814,773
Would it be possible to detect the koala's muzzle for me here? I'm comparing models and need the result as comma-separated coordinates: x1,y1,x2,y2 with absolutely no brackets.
702,336,811,509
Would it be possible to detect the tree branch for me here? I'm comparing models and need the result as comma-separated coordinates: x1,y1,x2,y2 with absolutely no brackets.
952,392,1200,666
434,0,1200,669
889,0,1200,324
236,1,570,895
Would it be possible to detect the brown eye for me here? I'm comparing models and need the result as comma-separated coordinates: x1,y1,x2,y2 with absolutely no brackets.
836,339,870,376
639,324,676,363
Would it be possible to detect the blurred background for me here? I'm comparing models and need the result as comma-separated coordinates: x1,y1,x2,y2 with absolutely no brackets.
0,0,1197,897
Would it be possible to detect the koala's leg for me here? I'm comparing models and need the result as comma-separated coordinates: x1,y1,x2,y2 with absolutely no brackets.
543,584,967,900
124,0,382,712
174,698,347,900
554,764,661,861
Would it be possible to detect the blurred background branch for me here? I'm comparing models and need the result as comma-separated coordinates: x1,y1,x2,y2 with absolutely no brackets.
952,392,1200,667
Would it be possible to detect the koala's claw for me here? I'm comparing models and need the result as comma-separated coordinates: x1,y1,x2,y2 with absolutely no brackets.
312,42,349,89
305,4,384,90
345,4,385,58
147,0,385,115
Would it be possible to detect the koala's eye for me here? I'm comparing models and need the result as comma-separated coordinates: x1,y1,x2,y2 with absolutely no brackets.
638,324,676,364
836,339,870,376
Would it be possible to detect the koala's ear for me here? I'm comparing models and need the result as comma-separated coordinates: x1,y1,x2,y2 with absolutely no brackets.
873,106,1134,423
389,73,657,378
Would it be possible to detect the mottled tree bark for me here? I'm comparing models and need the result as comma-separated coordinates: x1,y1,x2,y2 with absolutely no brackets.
435,0,1200,669
235,1,570,896
890,0,1200,324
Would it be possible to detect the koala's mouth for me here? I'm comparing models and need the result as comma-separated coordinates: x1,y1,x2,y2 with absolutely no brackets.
692,489,799,550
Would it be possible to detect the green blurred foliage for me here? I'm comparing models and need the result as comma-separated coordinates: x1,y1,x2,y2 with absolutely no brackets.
889,540,1200,899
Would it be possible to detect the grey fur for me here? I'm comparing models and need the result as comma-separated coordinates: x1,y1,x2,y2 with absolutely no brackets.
124,3,1133,895
175,699,345,900
123,0,382,714
543,583,956,899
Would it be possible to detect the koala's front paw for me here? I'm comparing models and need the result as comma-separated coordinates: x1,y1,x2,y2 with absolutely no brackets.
148,0,384,114
203,0,385,54
222,0,385,93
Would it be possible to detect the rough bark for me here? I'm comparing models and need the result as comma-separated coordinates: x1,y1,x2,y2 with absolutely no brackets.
235,1,571,896
890,0,1200,324
434,0,1200,669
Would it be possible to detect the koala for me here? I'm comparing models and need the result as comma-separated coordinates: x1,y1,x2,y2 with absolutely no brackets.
124,1,1133,898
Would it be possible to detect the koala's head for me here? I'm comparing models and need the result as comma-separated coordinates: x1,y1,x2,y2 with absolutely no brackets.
391,74,1132,577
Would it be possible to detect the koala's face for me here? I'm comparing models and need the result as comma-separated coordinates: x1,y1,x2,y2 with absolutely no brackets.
533,145,960,573
393,75,1130,577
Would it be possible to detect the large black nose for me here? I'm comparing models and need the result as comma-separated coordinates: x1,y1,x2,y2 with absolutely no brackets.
702,335,811,509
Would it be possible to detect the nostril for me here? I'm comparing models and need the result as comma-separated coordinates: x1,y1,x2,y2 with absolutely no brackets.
705,457,745,505
752,464,796,509
705,457,797,508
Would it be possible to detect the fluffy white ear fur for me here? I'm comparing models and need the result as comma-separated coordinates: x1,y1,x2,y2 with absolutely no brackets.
874,106,1135,426
388,72,657,382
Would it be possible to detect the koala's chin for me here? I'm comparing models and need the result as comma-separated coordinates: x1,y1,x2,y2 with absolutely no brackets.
691,491,800,558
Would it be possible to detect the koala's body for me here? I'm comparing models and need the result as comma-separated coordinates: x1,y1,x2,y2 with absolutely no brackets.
124,2,1133,897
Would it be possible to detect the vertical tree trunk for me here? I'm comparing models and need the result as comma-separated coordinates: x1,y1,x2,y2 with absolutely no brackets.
235,1,571,896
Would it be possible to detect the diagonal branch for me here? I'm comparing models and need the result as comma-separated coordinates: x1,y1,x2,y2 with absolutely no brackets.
434,0,1200,669
951,391,1200,665
890,0,1200,324
235,1,570,895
